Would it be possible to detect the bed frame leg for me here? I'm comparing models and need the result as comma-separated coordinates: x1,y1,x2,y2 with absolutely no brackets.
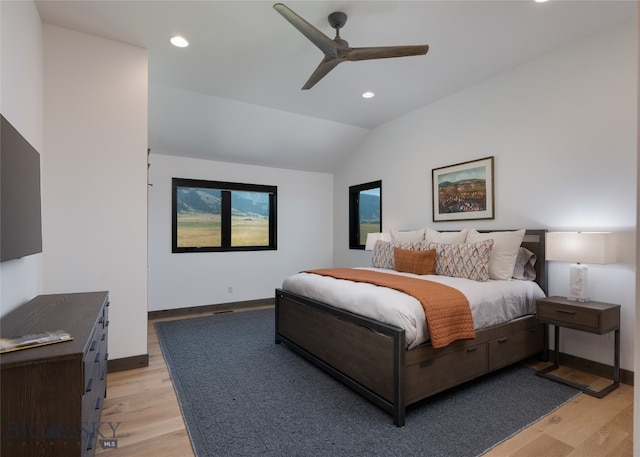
393,329,406,427
393,409,405,427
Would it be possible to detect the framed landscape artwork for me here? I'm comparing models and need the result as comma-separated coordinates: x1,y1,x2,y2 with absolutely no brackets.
432,156,494,222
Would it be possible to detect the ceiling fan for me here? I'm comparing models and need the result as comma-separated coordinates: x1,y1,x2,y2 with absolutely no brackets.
273,3,429,90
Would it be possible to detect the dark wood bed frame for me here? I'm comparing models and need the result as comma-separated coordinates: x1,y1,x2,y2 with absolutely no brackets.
275,229,548,426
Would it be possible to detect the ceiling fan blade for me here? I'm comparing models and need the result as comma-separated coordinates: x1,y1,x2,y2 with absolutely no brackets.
273,3,341,58
274,3,429,90
301,58,341,90
344,45,429,62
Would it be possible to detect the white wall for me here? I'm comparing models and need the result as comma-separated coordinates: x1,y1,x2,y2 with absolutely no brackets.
0,0,44,315
334,21,637,372
42,25,148,360
147,152,333,311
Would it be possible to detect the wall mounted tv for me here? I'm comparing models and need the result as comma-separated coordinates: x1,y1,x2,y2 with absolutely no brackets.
1,114,43,262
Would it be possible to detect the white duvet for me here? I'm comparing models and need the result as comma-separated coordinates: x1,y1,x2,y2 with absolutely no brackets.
281,268,546,349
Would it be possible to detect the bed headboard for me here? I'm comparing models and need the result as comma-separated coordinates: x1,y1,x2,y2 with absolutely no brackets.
521,229,547,295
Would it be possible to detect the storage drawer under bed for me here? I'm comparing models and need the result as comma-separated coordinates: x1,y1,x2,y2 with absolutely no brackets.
405,342,488,404
488,324,545,371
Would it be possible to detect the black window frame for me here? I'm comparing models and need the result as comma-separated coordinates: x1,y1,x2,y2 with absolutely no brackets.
349,180,382,250
172,177,277,253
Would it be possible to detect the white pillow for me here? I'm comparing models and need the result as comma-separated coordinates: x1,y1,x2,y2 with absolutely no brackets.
390,228,425,242
424,226,470,244
466,229,525,280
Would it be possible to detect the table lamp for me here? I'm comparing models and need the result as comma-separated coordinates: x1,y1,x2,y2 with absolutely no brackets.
545,231,617,302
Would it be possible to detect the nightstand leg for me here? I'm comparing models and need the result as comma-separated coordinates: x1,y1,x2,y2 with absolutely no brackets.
553,325,560,368
537,324,620,398
540,323,549,362
614,329,620,384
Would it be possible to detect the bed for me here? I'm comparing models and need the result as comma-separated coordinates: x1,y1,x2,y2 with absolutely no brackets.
275,229,548,426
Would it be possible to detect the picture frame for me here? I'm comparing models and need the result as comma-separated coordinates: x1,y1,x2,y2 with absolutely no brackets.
432,156,494,222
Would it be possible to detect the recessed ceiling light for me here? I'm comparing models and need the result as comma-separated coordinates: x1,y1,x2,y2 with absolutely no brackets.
534,0,549,3
170,36,189,48
362,91,375,99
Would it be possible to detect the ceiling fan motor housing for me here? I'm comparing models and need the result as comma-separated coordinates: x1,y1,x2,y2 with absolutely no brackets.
328,12,349,46
328,11,347,29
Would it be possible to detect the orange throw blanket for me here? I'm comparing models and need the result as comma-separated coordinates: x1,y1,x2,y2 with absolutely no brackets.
305,268,476,348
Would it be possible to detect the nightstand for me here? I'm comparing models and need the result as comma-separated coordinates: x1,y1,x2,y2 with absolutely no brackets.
536,296,620,398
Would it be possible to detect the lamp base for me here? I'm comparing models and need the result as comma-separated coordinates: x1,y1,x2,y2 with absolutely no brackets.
567,263,589,302
566,296,590,302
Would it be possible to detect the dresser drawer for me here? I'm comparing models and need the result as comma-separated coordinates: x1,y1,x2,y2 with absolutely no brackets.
84,330,102,391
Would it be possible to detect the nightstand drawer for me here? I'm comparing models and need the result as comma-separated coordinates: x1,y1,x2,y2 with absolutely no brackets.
536,297,620,334
537,301,599,329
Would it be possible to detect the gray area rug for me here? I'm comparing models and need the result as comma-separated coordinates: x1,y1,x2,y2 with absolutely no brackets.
155,308,579,457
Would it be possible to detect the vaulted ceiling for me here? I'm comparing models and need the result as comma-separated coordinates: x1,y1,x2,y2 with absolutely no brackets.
36,1,636,172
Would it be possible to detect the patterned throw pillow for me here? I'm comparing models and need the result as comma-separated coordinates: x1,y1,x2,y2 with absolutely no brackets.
371,240,431,269
428,240,494,282
394,248,436,275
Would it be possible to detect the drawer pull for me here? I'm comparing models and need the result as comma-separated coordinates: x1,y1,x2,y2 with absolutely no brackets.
89,340,97,351
95,396,102,410
95,352,101,363
557,309,576,315
86,378,93,392
98,316,104,324
498,337,509,343
420,359,434,368
466,346,479,353
86,432,94,450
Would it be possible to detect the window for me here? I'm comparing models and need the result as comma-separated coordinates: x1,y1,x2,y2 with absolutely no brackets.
349,180,382,249
172,178,277,252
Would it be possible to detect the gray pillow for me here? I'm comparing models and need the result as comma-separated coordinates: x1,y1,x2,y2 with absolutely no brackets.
512,247,536,280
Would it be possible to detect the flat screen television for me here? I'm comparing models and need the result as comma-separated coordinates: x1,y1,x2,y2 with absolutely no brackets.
1,114,43,261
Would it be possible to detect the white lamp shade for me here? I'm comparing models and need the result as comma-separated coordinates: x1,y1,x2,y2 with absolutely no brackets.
365,232,391,250
545,232,617,264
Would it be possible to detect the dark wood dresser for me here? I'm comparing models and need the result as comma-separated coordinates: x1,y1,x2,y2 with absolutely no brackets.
1,291,109,457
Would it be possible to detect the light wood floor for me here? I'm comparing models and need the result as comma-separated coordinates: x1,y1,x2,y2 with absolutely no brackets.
96,308,633,457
